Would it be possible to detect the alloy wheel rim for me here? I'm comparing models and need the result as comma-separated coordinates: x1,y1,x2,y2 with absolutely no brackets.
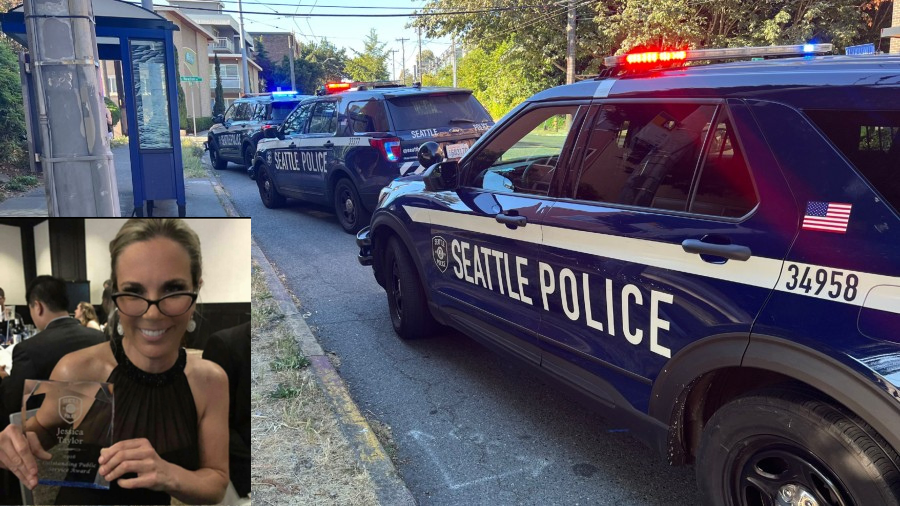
390,259,402,323
730,440,849,506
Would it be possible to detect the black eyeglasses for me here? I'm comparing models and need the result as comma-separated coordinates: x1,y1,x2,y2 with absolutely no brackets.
111,291,198,317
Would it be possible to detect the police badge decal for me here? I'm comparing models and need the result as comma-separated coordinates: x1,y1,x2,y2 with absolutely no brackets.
432,236,448,273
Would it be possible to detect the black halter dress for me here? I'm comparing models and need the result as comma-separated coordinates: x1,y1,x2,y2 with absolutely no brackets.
54,338,200,505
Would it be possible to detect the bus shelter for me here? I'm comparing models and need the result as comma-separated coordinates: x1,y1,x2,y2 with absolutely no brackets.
1,0,186,216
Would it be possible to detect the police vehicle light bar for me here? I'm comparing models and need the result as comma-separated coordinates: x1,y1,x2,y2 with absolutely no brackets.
271,90,298,96
605,43,834,68
325,82,352,94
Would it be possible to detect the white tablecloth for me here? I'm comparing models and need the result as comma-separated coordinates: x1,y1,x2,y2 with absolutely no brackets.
0,342,15,374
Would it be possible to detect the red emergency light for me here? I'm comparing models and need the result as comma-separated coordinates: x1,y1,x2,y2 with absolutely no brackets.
624,50,688,65
325,82,352,94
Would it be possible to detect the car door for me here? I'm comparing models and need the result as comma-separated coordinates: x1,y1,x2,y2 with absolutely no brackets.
294,100,338,197
537,100,797,411
222,102,251,158
268,101,313,193
214,103,239,157
415,103,589,364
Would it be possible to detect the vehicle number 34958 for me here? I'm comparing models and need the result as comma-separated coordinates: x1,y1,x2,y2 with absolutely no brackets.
783,264,858,301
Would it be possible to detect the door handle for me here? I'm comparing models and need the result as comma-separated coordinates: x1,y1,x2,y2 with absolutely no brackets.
681,239,751,261
495,213,527,228
323,141,334,148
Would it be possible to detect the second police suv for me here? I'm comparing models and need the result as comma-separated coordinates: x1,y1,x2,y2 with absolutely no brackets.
253,81,494,233
358,44,900,505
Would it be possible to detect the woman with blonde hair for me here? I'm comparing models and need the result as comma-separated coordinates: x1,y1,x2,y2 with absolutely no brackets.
75,301,102,331
0,218,229,505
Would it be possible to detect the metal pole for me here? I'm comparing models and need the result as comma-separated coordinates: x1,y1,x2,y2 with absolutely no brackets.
288,32,296,91
191,82,197,135
566,0,575,85
390,49,397,81
237,0,251,95
417,26,422,81
451,37,457,87
141,0,152,11
24,0,120,216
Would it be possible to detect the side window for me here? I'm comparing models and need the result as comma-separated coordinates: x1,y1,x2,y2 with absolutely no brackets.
283,103,313,136
691,115,757,217
233,102,252,121
223,104,236,122
253,103,268,121
575,103,716,211
308,101,337,134
346,100,389,133
465,105,580,197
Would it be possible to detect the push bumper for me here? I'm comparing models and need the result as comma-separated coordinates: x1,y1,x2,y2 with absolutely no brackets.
356,226,373,266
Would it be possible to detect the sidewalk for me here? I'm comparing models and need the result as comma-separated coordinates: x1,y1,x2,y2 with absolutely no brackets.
0,140,229,217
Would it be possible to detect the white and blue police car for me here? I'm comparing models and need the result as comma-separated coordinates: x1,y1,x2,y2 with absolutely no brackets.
358,44,900,505
253,82,493,233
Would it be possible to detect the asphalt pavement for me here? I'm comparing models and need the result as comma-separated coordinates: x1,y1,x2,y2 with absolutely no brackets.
213,161,702,505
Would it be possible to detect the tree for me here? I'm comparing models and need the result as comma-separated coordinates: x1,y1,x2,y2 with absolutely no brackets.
213,53,224,116
345,29,389,81
0,37,27,169
174,47,188,130
253,38,277,92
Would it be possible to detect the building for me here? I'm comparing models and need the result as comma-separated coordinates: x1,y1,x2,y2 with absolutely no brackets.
250,31,299,68
168,0,261,109
888,2,899,54
159,7,215,119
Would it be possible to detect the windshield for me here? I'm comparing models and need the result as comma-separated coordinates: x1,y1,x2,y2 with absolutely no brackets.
271,101,301,122
386,93,492,131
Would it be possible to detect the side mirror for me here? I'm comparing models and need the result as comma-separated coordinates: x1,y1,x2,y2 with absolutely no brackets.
423,160,459,192
213,114,224,124
264,127,278,139
417,141,443,168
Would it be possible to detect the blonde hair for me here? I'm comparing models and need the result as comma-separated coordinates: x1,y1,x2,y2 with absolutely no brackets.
76,301,98,325
107,219,203,340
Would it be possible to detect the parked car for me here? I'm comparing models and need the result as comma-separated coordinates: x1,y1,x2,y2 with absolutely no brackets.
253,83,494,233
358,45,900,505
207,91,311,177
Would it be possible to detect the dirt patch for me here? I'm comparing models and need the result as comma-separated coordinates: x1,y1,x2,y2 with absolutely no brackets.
251,262,379,505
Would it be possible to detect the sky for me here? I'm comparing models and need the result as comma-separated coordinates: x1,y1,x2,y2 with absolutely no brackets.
218,0,454,81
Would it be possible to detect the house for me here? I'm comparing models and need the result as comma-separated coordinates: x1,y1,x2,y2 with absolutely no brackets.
249,31,299,67
168,0,261,109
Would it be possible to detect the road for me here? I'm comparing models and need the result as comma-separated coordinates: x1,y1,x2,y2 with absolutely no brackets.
219,162,701,505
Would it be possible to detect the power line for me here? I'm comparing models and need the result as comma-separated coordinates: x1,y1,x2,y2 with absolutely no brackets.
138,2,552,17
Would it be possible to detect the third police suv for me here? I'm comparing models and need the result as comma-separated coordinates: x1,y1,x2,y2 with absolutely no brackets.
357,44,900,505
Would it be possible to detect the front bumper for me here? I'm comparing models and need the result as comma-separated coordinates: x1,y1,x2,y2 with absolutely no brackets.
356,226,373,266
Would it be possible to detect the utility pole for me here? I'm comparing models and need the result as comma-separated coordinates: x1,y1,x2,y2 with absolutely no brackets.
417,26,422,82
237,0,251,95
390,49,398,81
396,37,408,84
289,32,296,91
451,36,457,87
24,0,120,216
566,0,575,85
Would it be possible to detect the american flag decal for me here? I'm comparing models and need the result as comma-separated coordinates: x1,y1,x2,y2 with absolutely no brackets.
802,202,851,233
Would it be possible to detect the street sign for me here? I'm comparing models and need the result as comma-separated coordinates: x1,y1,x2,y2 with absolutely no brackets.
180,76,202,82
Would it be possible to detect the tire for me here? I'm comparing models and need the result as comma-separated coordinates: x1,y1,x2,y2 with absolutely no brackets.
696,388,900,506
210,143,228,171
243,144,255,169
333,178,371,234
382,237,435,340
257,165,285,208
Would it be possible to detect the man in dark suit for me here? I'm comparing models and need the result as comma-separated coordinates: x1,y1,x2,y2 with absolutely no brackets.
0,276,106,504
202,321,250,499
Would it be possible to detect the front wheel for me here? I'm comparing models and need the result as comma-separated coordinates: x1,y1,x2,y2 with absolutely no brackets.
333,178,370,234
383,237,435,340
257,166,285,208
696,389,900,506
210,143,228,171
243,144,255,169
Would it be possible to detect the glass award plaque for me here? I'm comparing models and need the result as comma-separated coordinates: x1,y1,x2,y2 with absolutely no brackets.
16,380,114,500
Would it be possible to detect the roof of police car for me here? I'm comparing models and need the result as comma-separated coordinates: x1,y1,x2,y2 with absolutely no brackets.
337,86,474,99
528,54,900,103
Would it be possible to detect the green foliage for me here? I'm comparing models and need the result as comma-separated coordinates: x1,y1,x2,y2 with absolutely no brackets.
271,354,310,371
254,38,277,92
269,40,349,94
103,97,120,127
4,174,38,192
0,37,27,170
269,383,301,399
345,29,389,81
213,54,225,116
431,40,552,119
180,137,205,179
110,136,129,148
184,116,213,134
174,47,188,130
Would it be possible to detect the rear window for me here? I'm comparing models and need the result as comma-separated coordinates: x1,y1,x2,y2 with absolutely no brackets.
271,101,300,122
347,100,390,133
806,110,900,213
386,93,491,131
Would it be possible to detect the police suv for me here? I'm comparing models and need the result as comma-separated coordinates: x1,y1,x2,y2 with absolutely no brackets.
358,44,900,505
253,83,493,233
207,91,310,175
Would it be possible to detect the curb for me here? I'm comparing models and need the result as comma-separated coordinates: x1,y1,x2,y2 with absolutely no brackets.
204,154,240,218
246,209,416,504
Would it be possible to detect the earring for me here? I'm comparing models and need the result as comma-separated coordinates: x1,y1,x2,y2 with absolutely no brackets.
186,319,197,332
117,322,123,335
